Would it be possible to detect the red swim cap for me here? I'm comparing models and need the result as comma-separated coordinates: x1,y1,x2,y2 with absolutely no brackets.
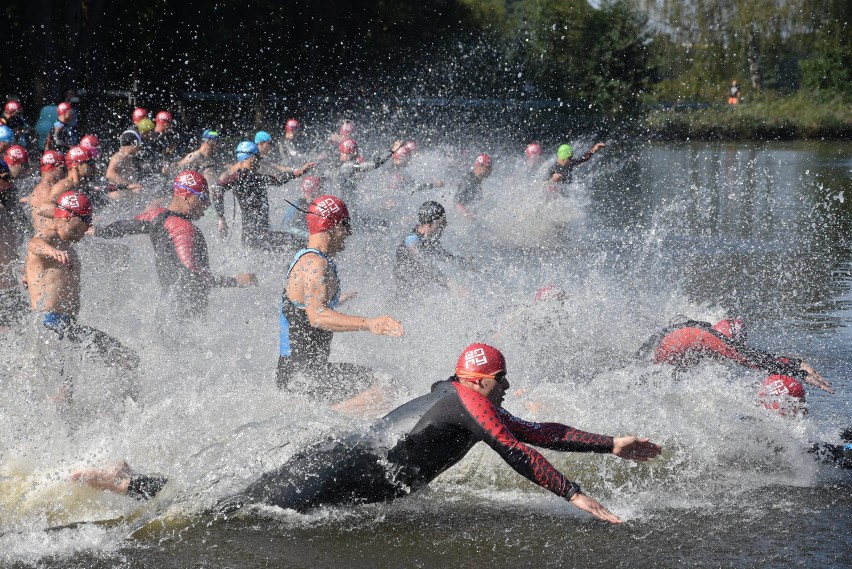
80,134,101,157
301,175,322,199
54,191,93,219
57,102,73,116
41,150,65,172
132,107,148,123
65,146,93,167
455,343,506,381
173,170,209,199
340,121,355,136
339,138,358,155
758,374,806,417
534,284,565,302
285,118,301,133
713,319,747,342
4,101,22,115
3,145,28,166
155,110,173,124
475,153,491,168
525,143,542,157
306,195,350,235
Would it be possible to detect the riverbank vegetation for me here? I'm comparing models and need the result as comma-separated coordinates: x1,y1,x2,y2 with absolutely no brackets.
2,0,848,139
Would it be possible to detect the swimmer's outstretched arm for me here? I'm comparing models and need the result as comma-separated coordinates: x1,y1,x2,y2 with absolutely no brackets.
70,462,168,501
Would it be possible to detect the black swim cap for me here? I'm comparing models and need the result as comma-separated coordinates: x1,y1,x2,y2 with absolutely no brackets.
418,201,446,225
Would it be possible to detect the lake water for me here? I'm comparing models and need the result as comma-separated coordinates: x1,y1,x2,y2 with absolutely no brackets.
0,139,849,567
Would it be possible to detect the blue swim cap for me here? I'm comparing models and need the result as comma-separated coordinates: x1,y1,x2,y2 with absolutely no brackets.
202,129,220,140
254,131,272,144
235,140,259,161
0,126,14,143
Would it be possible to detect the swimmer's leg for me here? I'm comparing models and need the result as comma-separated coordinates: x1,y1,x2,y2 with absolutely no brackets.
276,356,297,390
66,321,140,371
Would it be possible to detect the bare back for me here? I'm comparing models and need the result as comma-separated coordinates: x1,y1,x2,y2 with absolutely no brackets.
286,252,339,309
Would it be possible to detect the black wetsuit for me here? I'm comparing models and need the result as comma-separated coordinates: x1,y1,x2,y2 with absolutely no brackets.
455,171,486,208
226,378,614,513
215,168,299,250
393,230,455,294
547,149,597,192
326,154,392,211
276,248,372,400
97,206,239,319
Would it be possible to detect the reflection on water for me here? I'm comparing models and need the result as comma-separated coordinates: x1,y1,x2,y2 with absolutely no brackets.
1,140,850,567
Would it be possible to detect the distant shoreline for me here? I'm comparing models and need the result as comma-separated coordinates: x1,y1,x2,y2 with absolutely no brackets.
641,96,852,141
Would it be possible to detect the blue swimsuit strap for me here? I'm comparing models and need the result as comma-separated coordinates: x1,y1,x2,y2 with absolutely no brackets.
284,248,340,309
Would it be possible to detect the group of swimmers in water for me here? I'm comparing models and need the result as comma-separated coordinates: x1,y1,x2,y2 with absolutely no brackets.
0,99,847,525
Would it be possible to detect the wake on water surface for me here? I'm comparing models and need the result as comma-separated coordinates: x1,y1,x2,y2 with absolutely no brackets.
0,140,848,563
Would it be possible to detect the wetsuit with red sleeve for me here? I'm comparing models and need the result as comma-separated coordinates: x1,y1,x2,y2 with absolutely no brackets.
96,206,238,318
641,320,806,379
222,378,614,513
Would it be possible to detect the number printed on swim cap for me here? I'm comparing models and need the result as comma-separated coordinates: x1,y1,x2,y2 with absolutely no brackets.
464,347,488,369
63,194,81,209
319,197,340,217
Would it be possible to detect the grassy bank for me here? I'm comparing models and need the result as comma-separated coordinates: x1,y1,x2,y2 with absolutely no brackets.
643,93,852,140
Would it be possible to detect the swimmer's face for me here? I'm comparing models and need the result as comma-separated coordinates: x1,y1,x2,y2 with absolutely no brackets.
185,194,210,219
474,163,491,178
57,215,90,242
257,141,271,156
77,161,95,179
483,371,509,406
426,217,446,240
327,219,352,254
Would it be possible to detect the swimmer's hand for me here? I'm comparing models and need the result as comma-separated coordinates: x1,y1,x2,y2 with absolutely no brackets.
338,291,358,304
612,436,663,462
235,273,257,287
569,492,622,524
45,247,71,265
128,182,144,193
591,142,606,153
800,362,833,393
217,218,229,238
390,140,404,153
367,315,404,337
294,162,317,177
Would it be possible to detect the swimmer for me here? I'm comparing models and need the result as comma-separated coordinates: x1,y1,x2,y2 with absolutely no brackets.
25,191,139,396
281,175,322,240
276,194,404,400
77,344,662,523
105,131,145,192
639,318,832,393
455,153,492,216
45,102,79,153
393,201,464,296
547,142,605,193
93,171,256,320
175,129,222,182
326,137,403,217
214,140,316,250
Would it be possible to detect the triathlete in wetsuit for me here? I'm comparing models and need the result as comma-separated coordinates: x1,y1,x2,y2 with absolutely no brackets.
639,319,833,393
325,138,403,214
277,194,404,399
455,153,492,215
547,143,605,194
1,100,33,147
95,171,256,319
394,201,458,294
87,344,661,523
215,140,312,251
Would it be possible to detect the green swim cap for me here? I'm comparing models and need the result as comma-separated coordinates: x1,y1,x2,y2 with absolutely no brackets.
136,118,155,134
557,144,573,160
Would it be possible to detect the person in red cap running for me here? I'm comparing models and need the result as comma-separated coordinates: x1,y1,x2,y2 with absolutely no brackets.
76,343,662,522
327,138,403,218
24,151,66,234
46,102,80,153
92,171,256,320
455,152,493,216
277,194,404,400
25,191,139,398
131,108,149,126
639,318,832,393
1,147,32,236
147,110,182,170
280,118,310,161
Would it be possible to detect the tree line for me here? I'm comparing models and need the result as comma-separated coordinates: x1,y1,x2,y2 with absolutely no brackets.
1,0,848,122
